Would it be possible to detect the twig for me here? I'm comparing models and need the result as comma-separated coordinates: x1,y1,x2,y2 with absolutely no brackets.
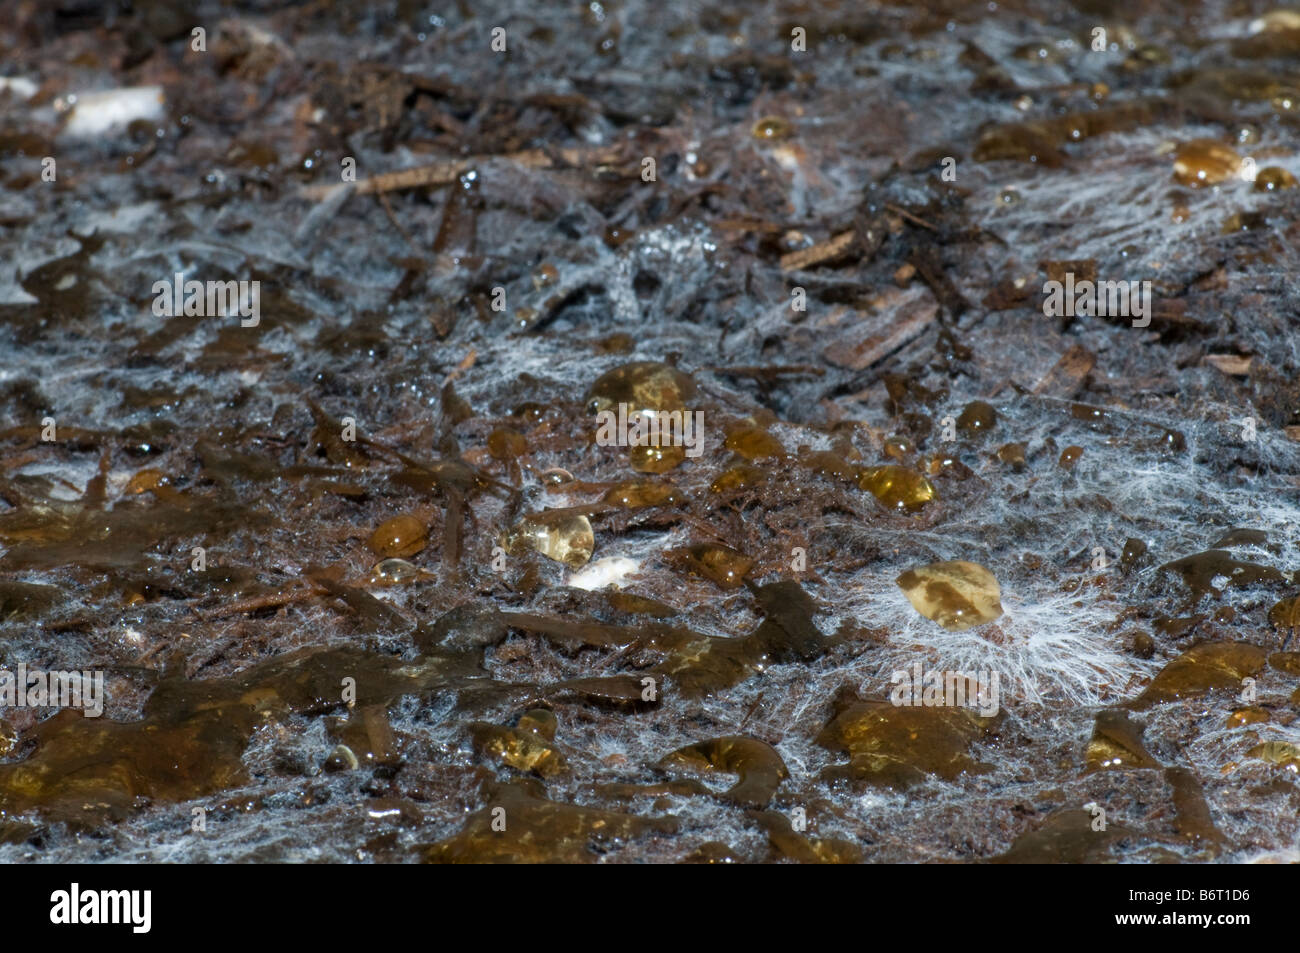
884,202,938,231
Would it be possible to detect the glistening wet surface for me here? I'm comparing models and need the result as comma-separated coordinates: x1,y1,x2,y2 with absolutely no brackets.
0,0,1298,863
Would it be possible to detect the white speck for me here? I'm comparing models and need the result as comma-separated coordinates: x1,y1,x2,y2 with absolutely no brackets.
62,86,165,138
567,556,640,591
0,77,38,100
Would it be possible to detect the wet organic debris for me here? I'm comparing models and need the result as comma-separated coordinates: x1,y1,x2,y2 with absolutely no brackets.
816,687,997,789
420,779,678,864
0,645,441,824
992,809,1138,864
659,735,788,807
1128,642,1268,710
1085,710,1160,772
470,709,568,778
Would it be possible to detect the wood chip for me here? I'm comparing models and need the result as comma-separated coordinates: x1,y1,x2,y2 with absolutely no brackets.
822,292,938,371
780,230,857,271
1032,343,1096,397
1203,354,1252,375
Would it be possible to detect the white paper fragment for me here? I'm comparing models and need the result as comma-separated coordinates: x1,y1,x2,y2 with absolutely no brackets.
62,86,165,138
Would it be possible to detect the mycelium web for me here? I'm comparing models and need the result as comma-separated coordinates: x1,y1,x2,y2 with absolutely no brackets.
0,0,1299,863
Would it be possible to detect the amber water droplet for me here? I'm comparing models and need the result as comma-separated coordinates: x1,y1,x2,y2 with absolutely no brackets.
629,443,686,473
883,435,914,461
602,481,683,508
369,515,427,558
896,560,1004,630
1157,429,1186,453
924,453,973,479
972,120,1064,166
507,513,595,569
327,705,400,769
1172,139,1242,187
593,332,636,354
1127,43,1170,67
1254,166,1297,191
585,361,696,416
1058,446,1084,469
531,262,559,291
857,465,936,512
514,402,546,423
723,425,783,460
368,558,423,586
604,225,636,248
125,468,167,494
1085,710,1160,772
996,442,1026,470
751,116,792,141
487,427,527,460
1011,41,1062,62
1226,707,1270,728
1222,210,1266,234
1070,402,1109,423
1120,537,1149,572
710,464,766,493
801,450,858,482
539,467,574,486
669,543,753,589
1247,741,1300,769
956,400,998,434
324,743,360,772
